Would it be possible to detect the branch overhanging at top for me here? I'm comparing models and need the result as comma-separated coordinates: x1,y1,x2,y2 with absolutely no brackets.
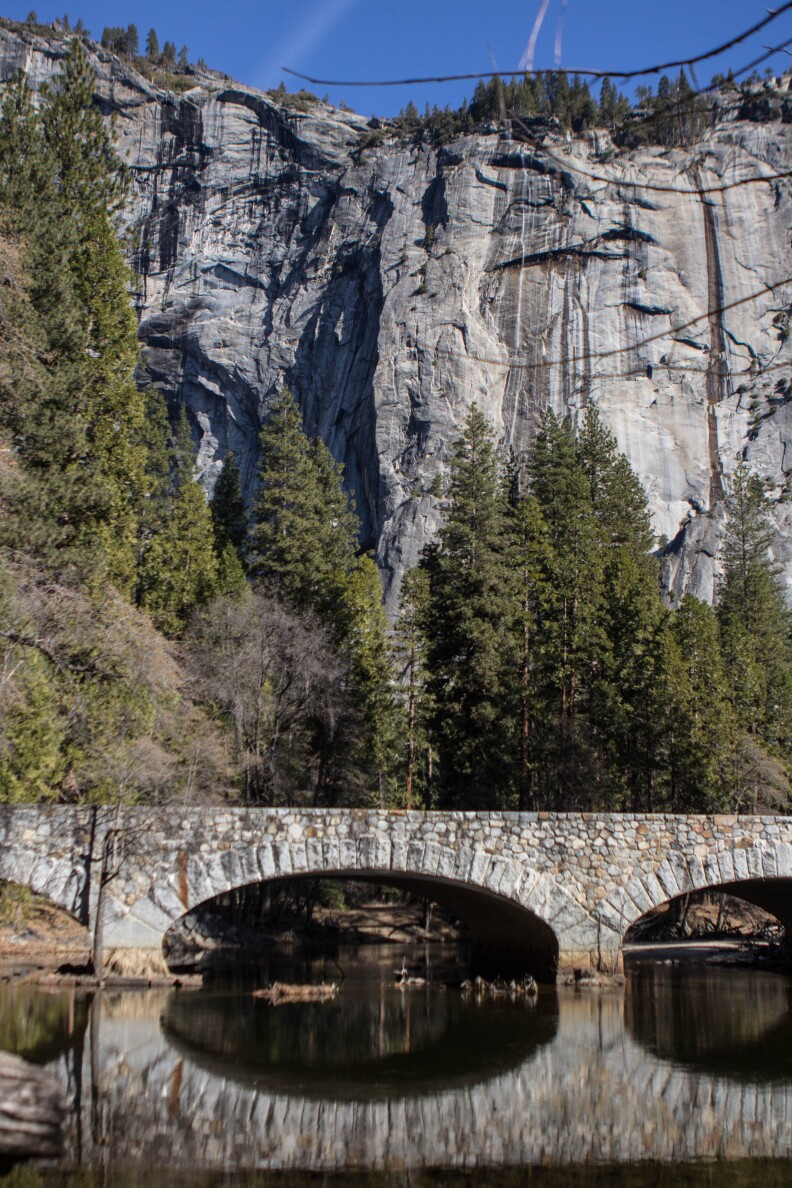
283,3,792,88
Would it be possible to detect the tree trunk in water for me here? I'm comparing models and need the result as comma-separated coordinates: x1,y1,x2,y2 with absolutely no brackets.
91,830,117,981
422,899,433,933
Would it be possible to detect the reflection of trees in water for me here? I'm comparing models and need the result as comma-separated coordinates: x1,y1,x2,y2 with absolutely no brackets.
165,985,448,1063
625,966,792,1080
161,984,558,1097
0,983,89,1065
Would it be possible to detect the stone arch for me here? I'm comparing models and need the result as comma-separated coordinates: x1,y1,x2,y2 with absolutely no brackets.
0,806,94,922
140,833,591,980
0,841,87,921
598,839,792,946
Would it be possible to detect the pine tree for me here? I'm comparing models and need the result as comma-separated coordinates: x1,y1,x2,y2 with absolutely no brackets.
506,489,553,810
0,46,147,595
215,541,248,598
146,29,159,61
250,389,399,802
132,388,172,597
718,462,792,771
251,390,358,622
0,650,66,802
577,404,654,558
422,406,517,808
138,405,218,634
657,595,739,812
575,404,665,809
599,77,618,126
596,548,667,810
527,411,606,806
337,555,398,805
0,46,148,594
138,473,218,636
210,452,247,560
395,567,432,808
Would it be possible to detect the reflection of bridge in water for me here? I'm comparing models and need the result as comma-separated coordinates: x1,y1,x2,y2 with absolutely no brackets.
2,807,792,978
43,980,792,1171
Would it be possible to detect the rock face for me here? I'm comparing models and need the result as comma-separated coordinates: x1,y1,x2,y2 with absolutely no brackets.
3,26,792,611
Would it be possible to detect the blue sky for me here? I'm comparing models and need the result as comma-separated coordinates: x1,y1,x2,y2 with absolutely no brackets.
4,1,791,116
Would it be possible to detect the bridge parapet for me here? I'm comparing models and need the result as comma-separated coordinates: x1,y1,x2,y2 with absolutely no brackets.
1,807,791,979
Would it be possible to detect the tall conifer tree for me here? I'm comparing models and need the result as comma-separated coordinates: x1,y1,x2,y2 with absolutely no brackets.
251,389,398,800
421,406,517,808
251,390,358,624
210,452,247,561
0,44,146,594
718,462,792,765
395,567,432,808
138,406,218,634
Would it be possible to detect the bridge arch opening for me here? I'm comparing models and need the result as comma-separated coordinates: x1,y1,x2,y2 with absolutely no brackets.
624,879,790,959
163,870,560,981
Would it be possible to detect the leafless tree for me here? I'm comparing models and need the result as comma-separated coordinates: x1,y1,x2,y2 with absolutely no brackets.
185,591,363,806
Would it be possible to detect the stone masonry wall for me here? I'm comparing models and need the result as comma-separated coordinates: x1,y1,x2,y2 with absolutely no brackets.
1,807,791,974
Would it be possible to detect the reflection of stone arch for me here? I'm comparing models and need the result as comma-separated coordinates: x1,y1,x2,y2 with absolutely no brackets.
600,840,792,941
625,962,792,1080
157,835,574,979
161,982,560,1096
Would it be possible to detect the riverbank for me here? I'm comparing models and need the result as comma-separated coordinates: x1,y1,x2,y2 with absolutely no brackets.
165,899,465,966
624,938,791,972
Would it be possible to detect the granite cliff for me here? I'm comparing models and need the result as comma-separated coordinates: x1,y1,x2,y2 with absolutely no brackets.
2,24,792,613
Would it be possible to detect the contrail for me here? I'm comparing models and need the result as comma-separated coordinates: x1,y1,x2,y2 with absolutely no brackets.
519,0,552,73
257,0,361,91
554,0,570,67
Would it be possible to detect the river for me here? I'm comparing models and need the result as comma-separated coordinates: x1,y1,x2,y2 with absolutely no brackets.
2,944,792,1185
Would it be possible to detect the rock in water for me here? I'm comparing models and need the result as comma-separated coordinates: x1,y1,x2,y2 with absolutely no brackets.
0,1050,65,1158
3,26,792,611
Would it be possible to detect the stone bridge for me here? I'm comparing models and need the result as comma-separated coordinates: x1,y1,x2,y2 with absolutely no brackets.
1,807,792,978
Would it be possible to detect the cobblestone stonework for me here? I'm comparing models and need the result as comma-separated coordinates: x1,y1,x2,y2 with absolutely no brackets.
1,808,791,976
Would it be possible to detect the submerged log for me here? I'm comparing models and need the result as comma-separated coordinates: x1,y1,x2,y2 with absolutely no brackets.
0,1051,65,1158
252,981,338,1003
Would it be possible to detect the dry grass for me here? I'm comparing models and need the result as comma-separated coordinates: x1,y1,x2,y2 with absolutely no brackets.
104,948,171,979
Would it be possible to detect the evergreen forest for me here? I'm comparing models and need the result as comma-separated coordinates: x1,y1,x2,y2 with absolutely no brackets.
0,39,790,816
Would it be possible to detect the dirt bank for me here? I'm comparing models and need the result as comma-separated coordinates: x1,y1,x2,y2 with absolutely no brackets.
624,938,791,972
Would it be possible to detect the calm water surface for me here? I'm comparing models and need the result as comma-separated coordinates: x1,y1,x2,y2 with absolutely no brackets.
1,944,792,1186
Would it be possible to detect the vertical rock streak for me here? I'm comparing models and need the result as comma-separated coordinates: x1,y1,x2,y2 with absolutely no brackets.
693,166,729,507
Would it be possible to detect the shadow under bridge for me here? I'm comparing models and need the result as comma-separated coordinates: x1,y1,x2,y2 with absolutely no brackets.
169,868,560,982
